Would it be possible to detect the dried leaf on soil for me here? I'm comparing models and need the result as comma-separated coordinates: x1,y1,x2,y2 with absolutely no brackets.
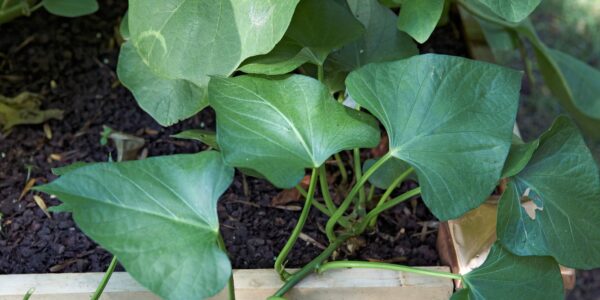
0,92,63,131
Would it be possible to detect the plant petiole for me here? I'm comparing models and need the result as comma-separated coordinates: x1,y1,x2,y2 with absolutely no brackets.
317,261,463,280
333,153,348,185
217,233,236,300
319,165,336,213
275,168,319,280
325,152,394,241
90,256,118,300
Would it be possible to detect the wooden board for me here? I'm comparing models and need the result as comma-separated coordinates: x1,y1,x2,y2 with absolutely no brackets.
0,268,453,300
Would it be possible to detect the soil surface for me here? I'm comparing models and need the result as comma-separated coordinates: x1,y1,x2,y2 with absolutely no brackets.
0,1,467,275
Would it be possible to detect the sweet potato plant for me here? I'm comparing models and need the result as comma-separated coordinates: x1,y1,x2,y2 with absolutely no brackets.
37,0,600,299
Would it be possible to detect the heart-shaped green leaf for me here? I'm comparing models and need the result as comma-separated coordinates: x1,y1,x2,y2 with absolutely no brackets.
475,0,541,22
497,116,600,269
396,0,445,43
209,75,380,188
121,0,298,124
36,152,234,300
117,42,207,126
451,243,563,300
239,0,364,75
346,54,521,220
42,0,98,17
328,0,418,71
129,0,298,84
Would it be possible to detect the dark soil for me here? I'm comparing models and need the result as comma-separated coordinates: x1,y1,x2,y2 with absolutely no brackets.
0,1,462,275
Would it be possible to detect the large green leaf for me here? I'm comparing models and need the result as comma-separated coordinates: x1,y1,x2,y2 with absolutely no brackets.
42,0,98,17
518,24,600,138
129,0,298,84
36,152,234,299
122,0,298,124
117,42,207,126
396,0,445,44
209,75,380,188
329,0,418,71
239,0,364,75
475,0,541,22
346,54,521,220
451,243,563,300
497,117,600,269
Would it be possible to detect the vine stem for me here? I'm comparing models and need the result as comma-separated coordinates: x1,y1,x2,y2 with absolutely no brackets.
272,233,353,297
333,153,348,184
326,152,394,241
217,234,236,300
272,187,422,297
357,187,421,234
90,256,118,300
275,168,319,280
319,165,336,213
317,261,463,280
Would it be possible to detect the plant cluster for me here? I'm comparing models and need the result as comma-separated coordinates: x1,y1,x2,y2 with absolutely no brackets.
37,0,600,299
0,0,98,25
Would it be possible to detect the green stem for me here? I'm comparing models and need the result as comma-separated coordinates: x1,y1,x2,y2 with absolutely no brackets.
318,261,462,280
319,165,336,213
297,183,351,229
353,147,366,217
90,256,118,300
272,233,353,297
295,184,308,198
217,234,236,300
456,0,519,29
275,168,319,280
0,0,28,24
368,167,414,228
317,64,324,82
333,153,348,184
325,152,394,241
515,35,536,86
358,187,421,234
271,187,422,297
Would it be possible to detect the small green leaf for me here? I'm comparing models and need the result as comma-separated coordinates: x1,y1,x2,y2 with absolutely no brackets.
452,243,563,300
239,0,364,75
36,152,234,299
396,0,445,44
346,54,521,220
363,158,415,189
501,138,539,178
519,24,600,138
329,0,418,71
117,42,208,126
285,0,365,65
209,75,379,188
120,11,129,40
545,49,600,120
42,0,98,17
239,37,314,75
497,116,600,269
172,129,218,149
52,162,89,176
475,0,541,22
